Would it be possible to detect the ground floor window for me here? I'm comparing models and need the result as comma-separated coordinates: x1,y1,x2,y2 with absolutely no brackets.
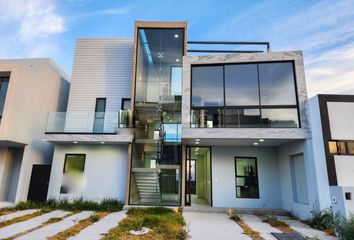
63,154,86,173
235,157,259,198
290,153,309,204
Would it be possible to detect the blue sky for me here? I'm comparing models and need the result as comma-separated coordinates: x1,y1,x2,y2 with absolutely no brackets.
1,0,354,97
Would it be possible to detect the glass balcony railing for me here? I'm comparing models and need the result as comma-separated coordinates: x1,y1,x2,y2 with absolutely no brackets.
45,110,133,134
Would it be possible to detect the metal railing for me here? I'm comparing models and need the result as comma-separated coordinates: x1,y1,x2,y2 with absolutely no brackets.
187,41,271,54
45,110,133,134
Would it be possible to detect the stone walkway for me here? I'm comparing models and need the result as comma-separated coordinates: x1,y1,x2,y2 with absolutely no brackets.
183,211,251,240
69,211,126,240
16,211,94,240
276,216,339,240
0,210,69,239
0,209,38,222
242,214,281,240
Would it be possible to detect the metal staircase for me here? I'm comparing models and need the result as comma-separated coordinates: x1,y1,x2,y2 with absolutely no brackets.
132,168,161,203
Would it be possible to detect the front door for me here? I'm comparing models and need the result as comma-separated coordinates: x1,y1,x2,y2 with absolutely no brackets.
27,165,51,202
185,146,212,206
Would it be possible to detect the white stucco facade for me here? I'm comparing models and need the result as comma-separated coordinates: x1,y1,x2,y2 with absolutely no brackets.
47,144,128,202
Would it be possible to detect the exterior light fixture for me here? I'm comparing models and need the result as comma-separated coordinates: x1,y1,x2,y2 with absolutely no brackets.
100,141,105,144
196,139,200,141
195,142,200,145
259,139,264,142
73,141,78,144
253,142,258,145
196,147,200,150
176,59,180,62
174,34,179,38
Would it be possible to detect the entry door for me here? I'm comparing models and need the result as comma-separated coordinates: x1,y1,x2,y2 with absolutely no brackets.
27,165,51,202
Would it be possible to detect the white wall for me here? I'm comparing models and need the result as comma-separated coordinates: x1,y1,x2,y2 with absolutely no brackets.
0,59,70,202
327,102,354,140
67,39,133,113
47,144,128,202
334,156,354,186
308,96,331,209
212,146,282,209
330,186,354,218
278,140,318,219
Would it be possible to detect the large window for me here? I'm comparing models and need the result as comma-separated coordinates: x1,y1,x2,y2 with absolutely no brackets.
93,98,106,133
191,62,299,128
0,76,9,120
235,157,259,198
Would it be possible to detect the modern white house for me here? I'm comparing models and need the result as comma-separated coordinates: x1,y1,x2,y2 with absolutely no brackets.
309,94,354,218
0,58,70,204
42,21,329,219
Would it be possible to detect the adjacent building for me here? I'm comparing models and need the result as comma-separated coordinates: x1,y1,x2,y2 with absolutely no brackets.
309,95,354,218
0,58,69,204
43,21,327,219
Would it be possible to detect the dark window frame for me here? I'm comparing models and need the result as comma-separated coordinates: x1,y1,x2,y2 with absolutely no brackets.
234,156,260,199
121,98,131,110
190,61,301,128
63,154,86,173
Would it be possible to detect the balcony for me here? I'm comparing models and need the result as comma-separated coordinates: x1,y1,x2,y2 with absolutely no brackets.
45,110,132,134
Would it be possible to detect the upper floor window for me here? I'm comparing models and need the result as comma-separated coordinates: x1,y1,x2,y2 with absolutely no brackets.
191,62,299,128
0,76,10,120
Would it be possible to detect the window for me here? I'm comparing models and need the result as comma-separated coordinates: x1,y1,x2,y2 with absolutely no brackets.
225,64,259,106
328,140,354,155
258,62,297,106
192,66,224,107
121,98,131,110
93,98,106,132
63,154,85,173
290,154,309,204
261,109,299,128
235,157,259,198
191,62,300,128
0,76,9,119
171,67,182,96
225,109,261,128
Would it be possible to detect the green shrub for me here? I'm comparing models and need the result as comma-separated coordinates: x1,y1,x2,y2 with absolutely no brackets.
15,198,123,212
230,214,241,221
333,213,354,240
305,208,334,234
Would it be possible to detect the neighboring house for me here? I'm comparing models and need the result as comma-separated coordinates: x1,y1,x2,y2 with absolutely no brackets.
309,95,354,218
0,58,70,203
44,21,325,219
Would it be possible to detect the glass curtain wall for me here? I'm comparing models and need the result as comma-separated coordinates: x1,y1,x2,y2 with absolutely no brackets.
130,27,184,206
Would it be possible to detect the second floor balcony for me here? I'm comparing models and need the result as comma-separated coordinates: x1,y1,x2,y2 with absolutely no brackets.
45,110,133,134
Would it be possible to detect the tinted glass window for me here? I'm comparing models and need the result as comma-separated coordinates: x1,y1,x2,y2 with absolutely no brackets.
225,109,261,128
0,77,9,117
192,66,224,107
64,155,85,173
261,108,299,128
191,108,223,128
259,62,297,105
225,64,259,106
171,66,182,96
235,157,259,198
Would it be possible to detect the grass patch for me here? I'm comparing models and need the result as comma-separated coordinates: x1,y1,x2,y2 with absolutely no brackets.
15,198,122,212
48,212,108,240
0,210,48,228
260,215,295,233
230,214,262,240
43,217,64,224
0,207,16,216
103,207,188,240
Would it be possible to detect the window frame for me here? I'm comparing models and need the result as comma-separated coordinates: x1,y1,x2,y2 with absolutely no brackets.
63,154,86,173
234,156,260,199
190,61,301,128
121,98,131,110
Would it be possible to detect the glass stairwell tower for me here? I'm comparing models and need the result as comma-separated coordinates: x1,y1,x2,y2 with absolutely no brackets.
128,22,186,205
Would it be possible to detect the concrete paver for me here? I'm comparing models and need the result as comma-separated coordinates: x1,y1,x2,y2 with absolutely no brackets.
241,214,280,240
0,209,38,222
0,210,69,239
276,216,338,240
69,211,126,240
183,211,251,240
16,211,94,240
